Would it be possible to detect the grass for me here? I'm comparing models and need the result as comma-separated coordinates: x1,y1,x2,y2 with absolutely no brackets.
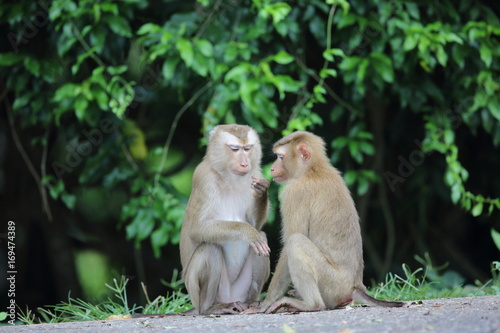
370,254,500,302
16,270,192,325
11,256,500,325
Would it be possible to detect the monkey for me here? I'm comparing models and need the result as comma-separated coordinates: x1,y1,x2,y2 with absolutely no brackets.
179,124,271,315
242,131,403,314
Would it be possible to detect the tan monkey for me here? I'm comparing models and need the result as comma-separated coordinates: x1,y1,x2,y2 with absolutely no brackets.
243,131,403,314
180,124,271,315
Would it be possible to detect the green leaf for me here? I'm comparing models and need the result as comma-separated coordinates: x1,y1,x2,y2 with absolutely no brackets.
337,12,357,29
58,36,77,57
223,45,239,63
151,226,169,258
195,39,214,57
357,178,369,196
370,52,394,83
323,48,346,62
93,3,101,22
54,83,79,101
488,98,500,121
313,84,327,103
331,136,348,148
436,46,448,67
13,94,31,111
72,47,97,75
406,3,420,19
225,64,249,82
192,51,208,77
272,75,303,97
260,2,291,25
0,53,22,66
74,95,88,121
136,212,155,242
137,23,162,35
320,68,338,78
339,56,362,71
403,34,419,51
239,79,260,110
272,51,294,65
24,58,40,76
107,16,132,37
62,193,76,210
107,65,128,75
359,141,375,155
491,228,500,251
176,38,194,67
92,86,109,110
450,183,461,203
356,58,369,83
344,170,356,186
471,202,483,216
330,106,344,122
162,57,180,82
100,3,118,14
479,43,492,68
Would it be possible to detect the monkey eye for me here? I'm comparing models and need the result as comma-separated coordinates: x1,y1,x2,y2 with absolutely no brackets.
243,145,253,152
228,145,240,152
277,154,284,160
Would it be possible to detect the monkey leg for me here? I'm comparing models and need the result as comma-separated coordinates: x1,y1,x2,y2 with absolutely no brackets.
183,243,228,314
184,243,267,315
222,233,269,304
284,233,352,311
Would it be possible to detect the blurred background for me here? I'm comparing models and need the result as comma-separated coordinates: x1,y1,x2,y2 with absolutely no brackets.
1,0,499,312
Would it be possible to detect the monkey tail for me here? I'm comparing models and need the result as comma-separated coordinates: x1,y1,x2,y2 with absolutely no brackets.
352,287,404,308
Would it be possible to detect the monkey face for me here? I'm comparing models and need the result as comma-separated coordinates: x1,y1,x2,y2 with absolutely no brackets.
271,143,313,183
207,125,261,177
227,144,253,176
271,147,289,183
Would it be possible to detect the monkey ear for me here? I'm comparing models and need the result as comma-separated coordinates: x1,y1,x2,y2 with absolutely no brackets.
298,144,311,161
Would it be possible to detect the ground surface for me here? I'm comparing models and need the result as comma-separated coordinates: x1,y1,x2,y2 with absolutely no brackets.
3,296,499,332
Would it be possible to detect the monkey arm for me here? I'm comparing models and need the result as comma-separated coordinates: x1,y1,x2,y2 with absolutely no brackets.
249,176,270,231
189,220,270,257
248,194,269,231
257,251,291,311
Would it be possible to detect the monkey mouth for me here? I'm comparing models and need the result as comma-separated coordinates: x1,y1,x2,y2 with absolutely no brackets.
232,169,249,176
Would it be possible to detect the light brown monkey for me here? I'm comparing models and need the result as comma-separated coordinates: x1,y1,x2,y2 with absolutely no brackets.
180,124,271,315
243,131,403,314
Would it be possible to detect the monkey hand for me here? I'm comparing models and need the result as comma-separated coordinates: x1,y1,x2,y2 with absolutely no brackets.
249,231,270,257
251,176,270,199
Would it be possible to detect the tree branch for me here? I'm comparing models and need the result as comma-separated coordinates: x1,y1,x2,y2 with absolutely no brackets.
154,80,214,188
5,98,53,221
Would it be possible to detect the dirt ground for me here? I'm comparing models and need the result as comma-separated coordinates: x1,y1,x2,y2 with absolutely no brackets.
3,295,499,332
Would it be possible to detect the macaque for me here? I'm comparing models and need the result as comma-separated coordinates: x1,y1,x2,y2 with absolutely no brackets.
180,124,271,315
244,131,403,314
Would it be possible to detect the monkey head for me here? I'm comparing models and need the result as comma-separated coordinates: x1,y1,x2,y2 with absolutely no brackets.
271,131,328,183
207,124,262,177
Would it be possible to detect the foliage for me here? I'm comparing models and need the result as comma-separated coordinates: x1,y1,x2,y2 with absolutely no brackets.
16,273,191,325
1,0,499,268
371,254,500,302
12,258,500,324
